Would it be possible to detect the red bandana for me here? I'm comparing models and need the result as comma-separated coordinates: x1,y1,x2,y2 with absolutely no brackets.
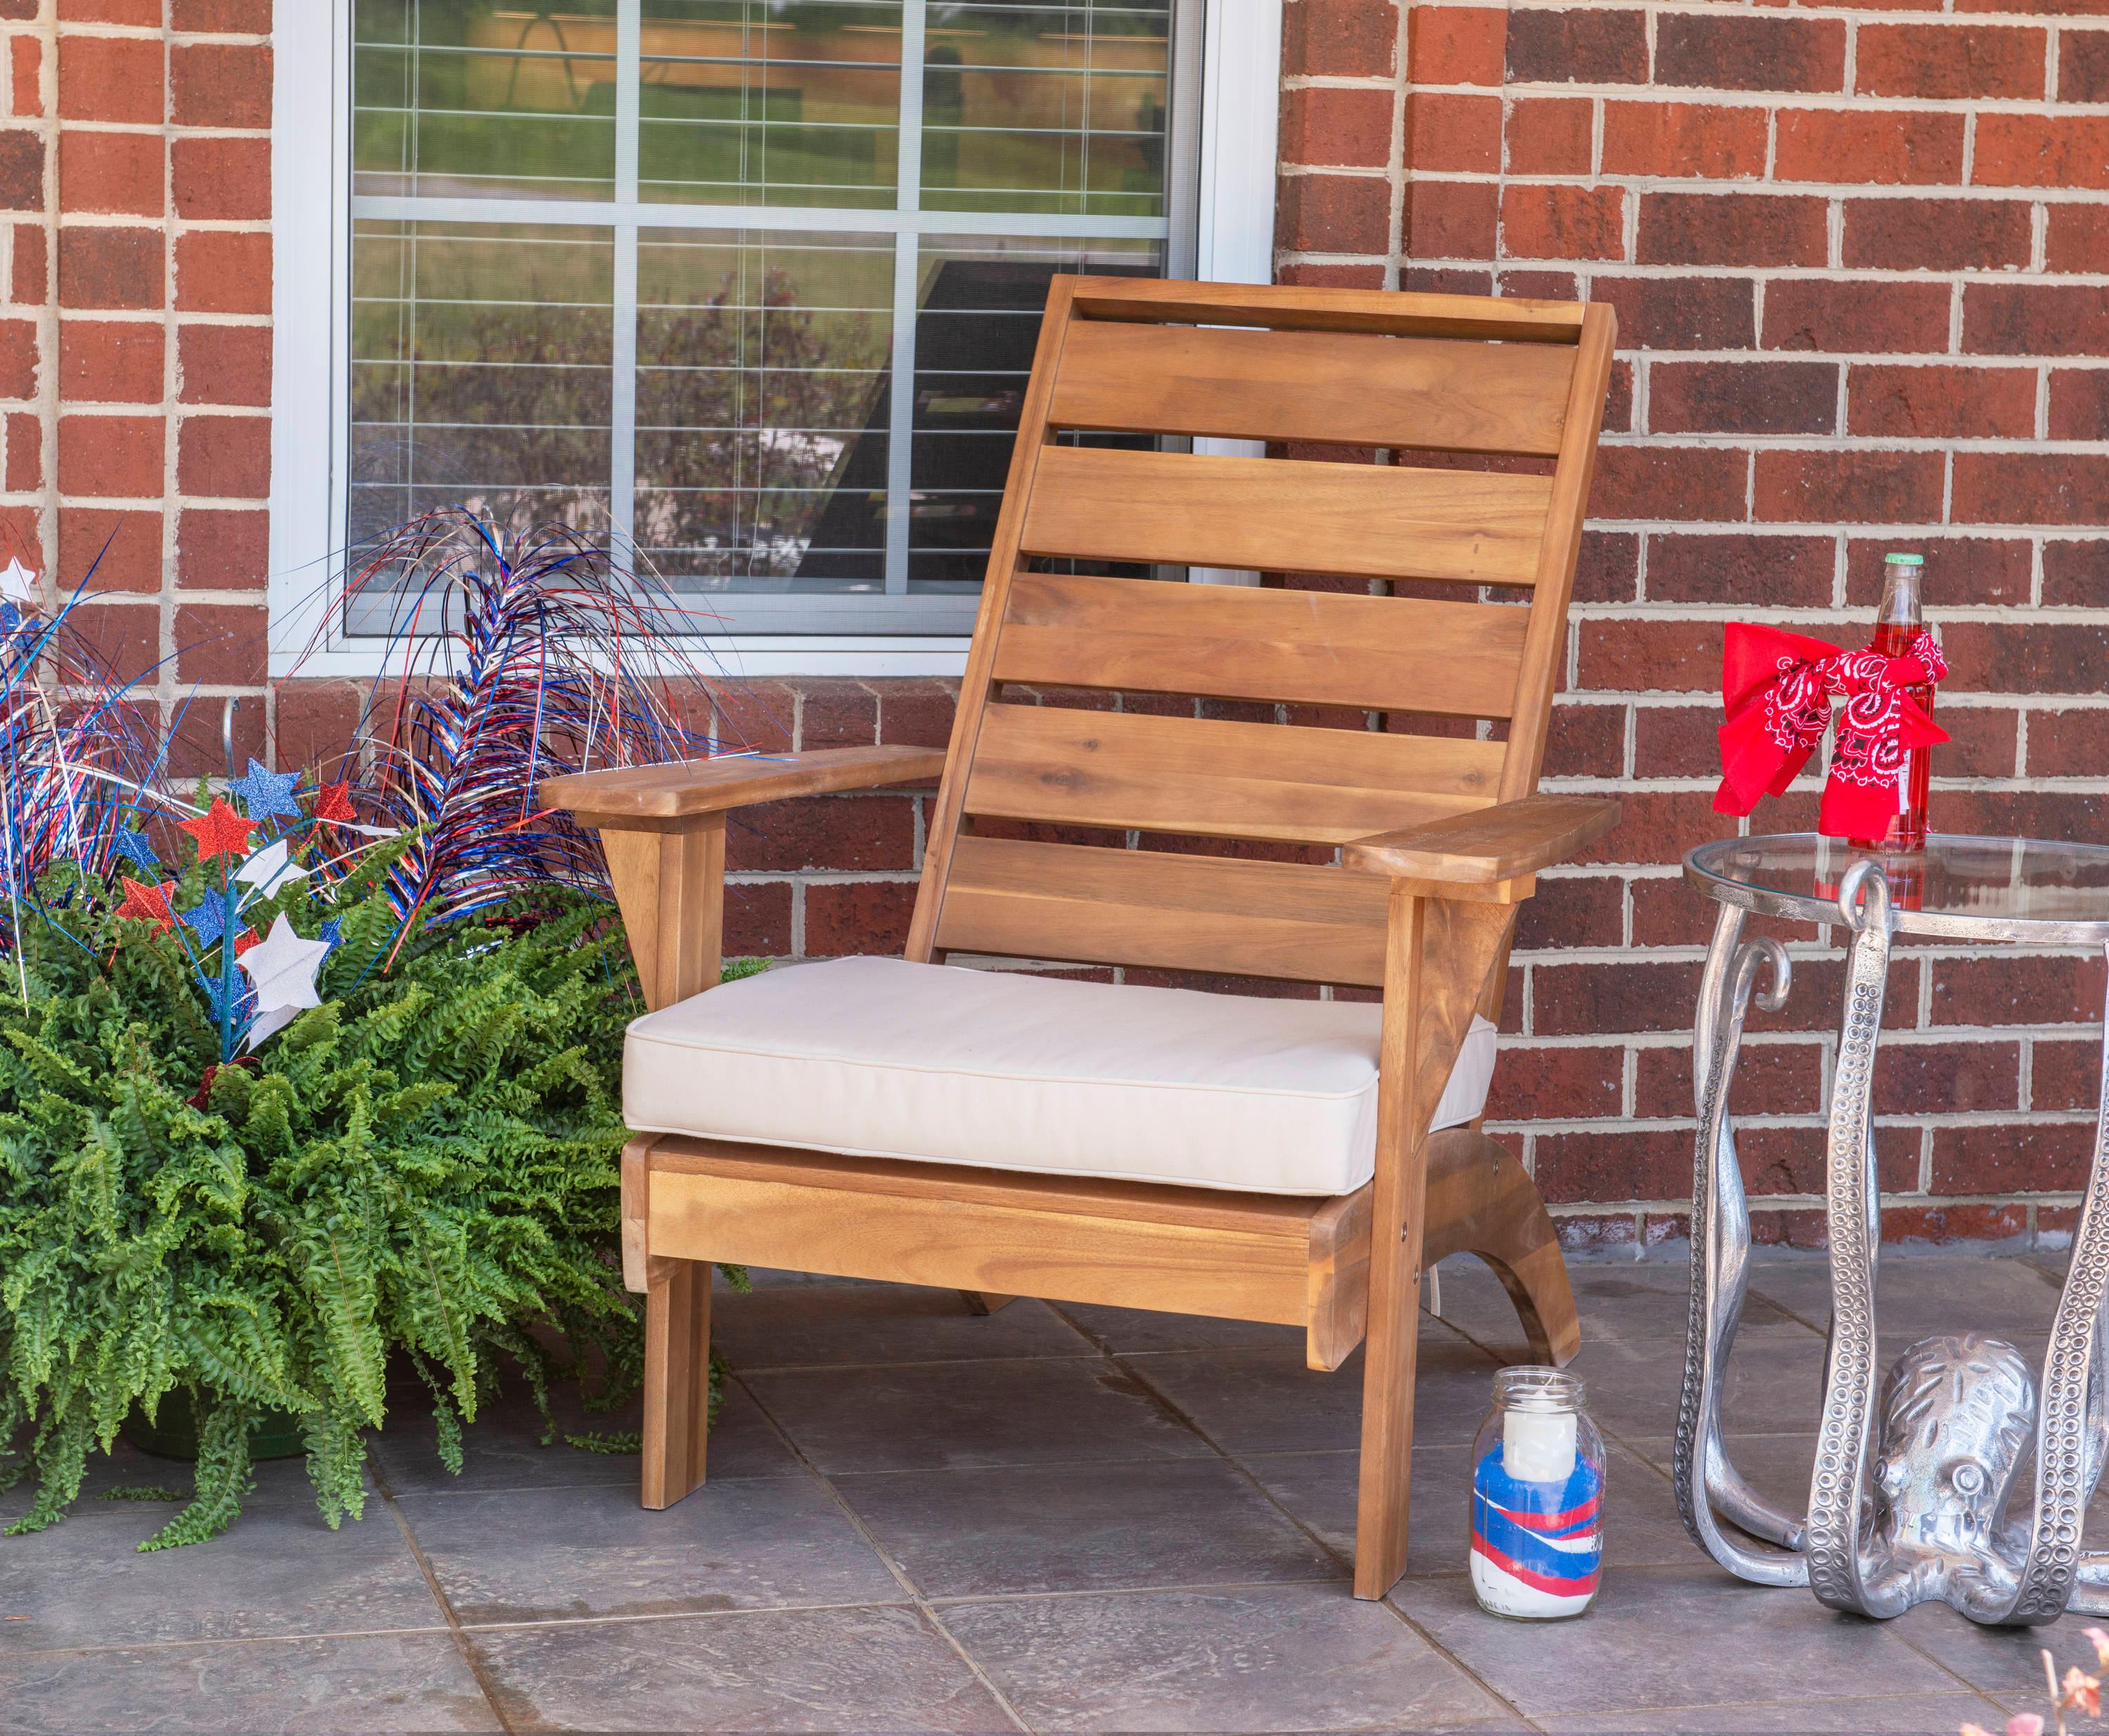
1714,622,1949,840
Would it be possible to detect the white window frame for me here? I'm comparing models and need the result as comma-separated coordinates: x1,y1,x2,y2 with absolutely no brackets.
269,0,1282,680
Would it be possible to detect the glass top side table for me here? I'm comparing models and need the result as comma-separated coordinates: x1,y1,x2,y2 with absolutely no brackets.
1675,833,2109,1626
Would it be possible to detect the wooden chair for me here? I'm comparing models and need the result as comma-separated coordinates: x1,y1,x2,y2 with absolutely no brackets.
543,277,1620,1602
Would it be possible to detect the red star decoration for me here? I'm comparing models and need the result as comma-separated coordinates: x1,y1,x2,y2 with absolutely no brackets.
115,876,177,935
179,797,254,864
233,930,259,957
313,780,356,825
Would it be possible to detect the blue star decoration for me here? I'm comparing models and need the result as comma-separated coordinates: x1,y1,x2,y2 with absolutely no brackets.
183,888,236,947
318,916,342,954
226,759,303,824
110,827,159,871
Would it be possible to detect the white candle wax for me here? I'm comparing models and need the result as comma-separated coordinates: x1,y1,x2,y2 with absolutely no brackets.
1502,1408,1577,1484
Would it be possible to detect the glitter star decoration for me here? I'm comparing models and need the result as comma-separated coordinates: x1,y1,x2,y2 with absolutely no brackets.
178,797,254,864
182,890,235,947
226,758,303,824
110,827,159,871
312,781,357,825
115,876,178,935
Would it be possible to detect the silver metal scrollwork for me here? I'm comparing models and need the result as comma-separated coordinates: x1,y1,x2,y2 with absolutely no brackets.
1676,868,2109,1624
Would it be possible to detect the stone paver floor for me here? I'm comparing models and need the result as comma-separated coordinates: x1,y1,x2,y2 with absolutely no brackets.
1,1252,2096,1732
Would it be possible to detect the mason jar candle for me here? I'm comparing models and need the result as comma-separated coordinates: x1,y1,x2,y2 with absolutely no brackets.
1469,1366,1604,1619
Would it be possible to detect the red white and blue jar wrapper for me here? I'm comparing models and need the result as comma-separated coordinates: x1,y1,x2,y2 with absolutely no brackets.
1469,1419,1604,1619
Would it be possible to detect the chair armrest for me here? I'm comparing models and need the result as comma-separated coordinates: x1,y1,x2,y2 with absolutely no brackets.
1343,793,1622,887
540,745,946,826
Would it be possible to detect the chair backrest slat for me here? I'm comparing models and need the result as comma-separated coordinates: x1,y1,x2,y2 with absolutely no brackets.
903,277,1617,984
1019,447,1553,588
1050,320,1573,455
993,572,1529,717
964,704,1504,848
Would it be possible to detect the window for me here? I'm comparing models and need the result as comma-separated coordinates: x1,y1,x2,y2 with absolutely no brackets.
271,2,1281,673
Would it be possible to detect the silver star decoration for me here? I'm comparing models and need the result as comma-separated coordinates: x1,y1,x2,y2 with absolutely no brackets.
233,838,307,898
0,557,38,609
236,914,331,1046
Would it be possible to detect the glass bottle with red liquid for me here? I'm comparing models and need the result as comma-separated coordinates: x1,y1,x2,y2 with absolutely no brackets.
1847,552,1934,855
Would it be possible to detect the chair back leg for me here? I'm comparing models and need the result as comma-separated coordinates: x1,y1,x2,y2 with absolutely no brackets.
641,1257,711,1509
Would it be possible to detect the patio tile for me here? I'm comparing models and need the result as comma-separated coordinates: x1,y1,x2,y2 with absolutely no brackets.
1389,1565,1955,1719
394,1476,906,1626
1430,1255,1812,1356
1891,1600,2098,1693
1537,1692,2012,1733
0,1634,500,1734
467,1605,1017,1732
1749,1255,2063,1340
943,1582,1511,1733
1569,1331,1829,1441
368,1380,799,1496
741,1356,1212,1475
1244,1437,1688,1574
837,1458,1341,1598
1122,1337,1499,1457
0,1500,442,1652
712,1282,1094,1369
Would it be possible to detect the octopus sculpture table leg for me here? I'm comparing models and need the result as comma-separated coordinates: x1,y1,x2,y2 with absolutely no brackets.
1675,860,2109,1622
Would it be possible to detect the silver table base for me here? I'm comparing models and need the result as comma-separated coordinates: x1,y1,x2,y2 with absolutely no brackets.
1675,860,2109,1624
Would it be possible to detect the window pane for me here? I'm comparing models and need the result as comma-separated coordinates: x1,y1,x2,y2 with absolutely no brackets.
350,220,614,547
907,231,1159,592
354,2,621,201
639,1,905,208
922,1,1171,216
634,228,894,594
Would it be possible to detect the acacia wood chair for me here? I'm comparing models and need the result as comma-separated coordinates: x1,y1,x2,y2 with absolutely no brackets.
543,277,1620,1602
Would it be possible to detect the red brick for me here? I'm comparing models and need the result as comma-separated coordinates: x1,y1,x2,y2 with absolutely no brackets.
0,317,32,399
2049,206,2109,275
4,411,37,490
1281,85,1393,170
1556,1213,1642,1253
1745,954,1918,1037
11,37,40,118
1531,958,1699,1039
804,879,917,957
169,696,266,782
1930,952,2107,1025
1402,265,1490,295
1405,92,1499,175
1918,704,2018,776
1277,172,1389,254
1657,13,1846,93
1774,110,1965,187
1953,453,2109,526
174,602,265,685
1499,183,1623,261
58,34,163,124
1484,1043,1623,1122
60,0,160,19
1650,360,1837,436
1406,178,1497,258
0,129,41,211
1575,618,1720,693
1878,1040,2023,1115
1540,700,1625,779
1857,23,2047,101
176,506,268,590
58,228,162,310
58,129,162,215
1594,276,1753,350
2042,369,2109,441
726,794,915,874
1537,1128,1689,1205
1284,0,1400,79
723,881,794,959
1589,443,1748,522
1842,197,2032,273
60,506,158,593
1845,536,2031,608
1407,5,1506,86
876,678,959,750
792,678,877,748
1637,193,1827,268
2033,1036,2103,1111
57,413,161,497
1629,708,1720,791
1973,115,2109,190
272,679,366,777
1848,363,2036,440
172,0,273,27
12,222,43,304
1573,528,1639,602
169,43,270,129
1514,869,1623,948
176,323,269,406
1277,261,1386,290
1602,102,1767,180
59,319,161,403
1504,8,1649,84
1753,450,1944,524
1635,1040,1820,1120
2062,28,2109,101
2043,543,2105,607
1504,98,1590,176
1763,277,1950,356
171,135,268,221
174,231,269,315
1932,1122,2097,1196
70,601,157,678
1965,284,2109,356
1648,532,1837,607
1881,1205,2030,1250
176,413,269,498
1940,620,2109,692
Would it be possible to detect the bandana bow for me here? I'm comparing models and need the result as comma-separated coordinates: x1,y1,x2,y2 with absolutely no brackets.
1714,622,1948,840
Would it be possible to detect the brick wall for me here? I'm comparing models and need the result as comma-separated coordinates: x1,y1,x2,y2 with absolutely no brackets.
1281,0,2109,1252
7,0,2108,1250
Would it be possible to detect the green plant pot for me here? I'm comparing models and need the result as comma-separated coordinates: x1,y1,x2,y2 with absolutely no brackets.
123,1392,306,1463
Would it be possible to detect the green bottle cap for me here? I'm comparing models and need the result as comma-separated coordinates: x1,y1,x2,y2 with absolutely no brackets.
1884,552,1924,566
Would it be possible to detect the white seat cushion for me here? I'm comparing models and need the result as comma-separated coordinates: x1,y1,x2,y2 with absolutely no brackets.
624,956,1499,1198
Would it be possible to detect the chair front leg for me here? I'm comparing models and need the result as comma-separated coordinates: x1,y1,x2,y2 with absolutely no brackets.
641,1255,711,1508
1354,887,1518,1600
